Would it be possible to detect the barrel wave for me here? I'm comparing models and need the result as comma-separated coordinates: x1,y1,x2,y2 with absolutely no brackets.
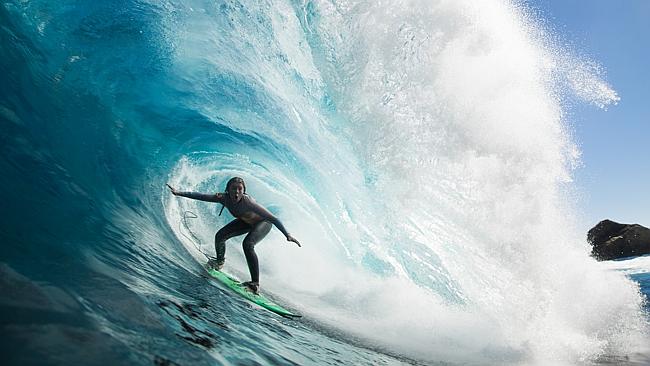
1,1,648,365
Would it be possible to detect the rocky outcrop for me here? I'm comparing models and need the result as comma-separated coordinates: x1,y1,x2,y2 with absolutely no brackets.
588,219,650,260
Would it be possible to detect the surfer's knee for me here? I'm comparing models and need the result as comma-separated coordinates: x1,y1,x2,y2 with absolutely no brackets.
215,230,228,243
242,240,256,254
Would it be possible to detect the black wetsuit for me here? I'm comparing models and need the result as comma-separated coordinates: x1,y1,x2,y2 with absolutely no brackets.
176,191,290,283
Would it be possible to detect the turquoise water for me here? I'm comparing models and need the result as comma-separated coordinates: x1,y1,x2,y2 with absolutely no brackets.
1,1,648,365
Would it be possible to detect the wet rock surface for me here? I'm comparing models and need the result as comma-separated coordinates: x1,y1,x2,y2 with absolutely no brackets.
588,220,650,260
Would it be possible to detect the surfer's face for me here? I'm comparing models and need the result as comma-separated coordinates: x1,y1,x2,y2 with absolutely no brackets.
228,182,245,202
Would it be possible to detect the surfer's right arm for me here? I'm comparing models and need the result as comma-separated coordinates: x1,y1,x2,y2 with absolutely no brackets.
166,184,225,203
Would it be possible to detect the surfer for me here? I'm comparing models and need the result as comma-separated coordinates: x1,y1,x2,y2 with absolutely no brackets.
166,177,300,294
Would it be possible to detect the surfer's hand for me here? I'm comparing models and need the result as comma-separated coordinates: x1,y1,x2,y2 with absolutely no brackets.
166,184,179,196
286,235,301,247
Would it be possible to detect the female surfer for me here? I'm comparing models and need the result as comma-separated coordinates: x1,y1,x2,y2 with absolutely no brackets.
167,177,301,293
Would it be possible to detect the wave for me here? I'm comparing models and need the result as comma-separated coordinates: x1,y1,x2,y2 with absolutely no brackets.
2,0,648,365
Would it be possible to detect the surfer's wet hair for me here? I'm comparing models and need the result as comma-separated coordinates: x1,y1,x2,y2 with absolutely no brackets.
225,177,246,194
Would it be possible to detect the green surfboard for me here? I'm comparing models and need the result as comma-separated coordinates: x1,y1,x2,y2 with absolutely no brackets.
207,268,301,318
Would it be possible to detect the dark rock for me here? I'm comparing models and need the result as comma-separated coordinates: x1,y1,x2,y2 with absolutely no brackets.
588,219,650,260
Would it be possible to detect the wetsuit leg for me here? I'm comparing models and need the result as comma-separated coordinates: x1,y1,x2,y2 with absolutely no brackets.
242,220,272,283
215,219,251,263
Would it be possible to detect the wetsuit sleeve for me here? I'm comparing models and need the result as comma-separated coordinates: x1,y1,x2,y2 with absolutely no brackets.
246,198,291,238
175,191,225,203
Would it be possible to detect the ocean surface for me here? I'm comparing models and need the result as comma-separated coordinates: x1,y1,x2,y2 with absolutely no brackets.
1,1,649,365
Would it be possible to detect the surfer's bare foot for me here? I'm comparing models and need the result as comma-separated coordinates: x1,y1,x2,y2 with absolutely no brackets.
207,258,224,271
242,281,259,294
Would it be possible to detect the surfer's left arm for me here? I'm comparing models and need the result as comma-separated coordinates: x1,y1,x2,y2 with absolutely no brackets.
248,199,301,247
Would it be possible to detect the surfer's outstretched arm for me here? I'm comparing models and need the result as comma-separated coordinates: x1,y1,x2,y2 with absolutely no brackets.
166,184,224,203
246,197,301,247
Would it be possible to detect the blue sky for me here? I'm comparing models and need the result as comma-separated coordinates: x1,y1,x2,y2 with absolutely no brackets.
526,0,650,231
